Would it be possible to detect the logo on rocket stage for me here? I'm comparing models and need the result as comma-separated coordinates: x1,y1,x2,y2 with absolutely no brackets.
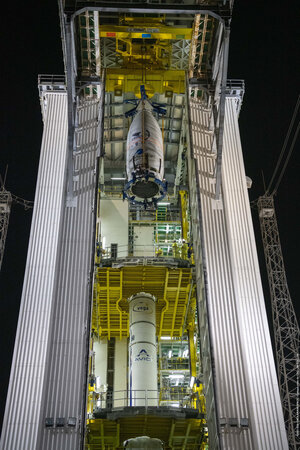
134,349,152,362
133,301,152,313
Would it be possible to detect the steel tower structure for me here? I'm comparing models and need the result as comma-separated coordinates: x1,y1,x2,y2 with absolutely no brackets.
0,187,12,271
1,1,289,449
258,195,300,449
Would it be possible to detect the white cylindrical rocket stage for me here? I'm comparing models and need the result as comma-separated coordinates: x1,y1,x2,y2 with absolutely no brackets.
128,292,158,406
124,100,167,205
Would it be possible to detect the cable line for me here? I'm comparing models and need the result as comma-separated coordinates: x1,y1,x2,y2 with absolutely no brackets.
11,194,34,210
266,95,300,195
272,121,300,195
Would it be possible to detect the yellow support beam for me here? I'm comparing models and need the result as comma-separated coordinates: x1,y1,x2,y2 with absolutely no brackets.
106,270,110,341
100,420,105,450
171,271,182,338
182,422,191,450
179,190,189,241
159,270,169,338
100,25,192,40
105,68,186,96
187,297,197,378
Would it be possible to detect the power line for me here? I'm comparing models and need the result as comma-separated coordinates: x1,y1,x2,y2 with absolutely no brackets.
11,194,34,210
272,121,300,195
266,95,300,195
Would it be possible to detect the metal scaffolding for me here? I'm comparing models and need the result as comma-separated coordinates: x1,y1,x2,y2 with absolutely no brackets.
0,188,12,271
258,195,300,449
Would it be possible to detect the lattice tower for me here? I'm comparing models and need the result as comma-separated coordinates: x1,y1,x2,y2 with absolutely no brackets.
0,188,12,271
258,195,300,449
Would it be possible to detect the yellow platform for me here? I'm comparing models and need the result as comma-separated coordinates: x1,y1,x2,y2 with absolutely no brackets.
92,266,193,340
86,415,207,450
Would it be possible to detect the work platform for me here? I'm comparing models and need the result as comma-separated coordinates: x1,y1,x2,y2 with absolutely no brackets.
87,411,205,449
93,265,193,339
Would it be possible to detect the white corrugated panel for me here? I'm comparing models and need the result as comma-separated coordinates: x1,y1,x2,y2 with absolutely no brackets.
39,97,98,450
1,92,69,450
0,92,99,450
189,96,288,449
222,98,288,449
186,97,219,448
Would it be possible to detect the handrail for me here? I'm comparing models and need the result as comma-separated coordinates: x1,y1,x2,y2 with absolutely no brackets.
97,244,192,261
93,389,204,413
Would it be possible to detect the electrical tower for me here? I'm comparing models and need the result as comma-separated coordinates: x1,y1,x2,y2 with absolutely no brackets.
0,171,33,272
0,187,12,271
258,195,300,449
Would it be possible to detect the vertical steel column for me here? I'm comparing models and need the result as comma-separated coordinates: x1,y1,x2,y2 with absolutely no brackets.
65,15,77,206
215,26,230,200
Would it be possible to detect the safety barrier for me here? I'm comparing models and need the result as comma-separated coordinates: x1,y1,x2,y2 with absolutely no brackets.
94,389,203,412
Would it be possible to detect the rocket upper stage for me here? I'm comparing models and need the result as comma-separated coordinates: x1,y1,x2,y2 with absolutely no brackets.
124,92,167,206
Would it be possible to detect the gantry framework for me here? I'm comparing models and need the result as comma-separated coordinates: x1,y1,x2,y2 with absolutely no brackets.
258,195,300,449
59,0,234,204
60,2,233,448
0,188,12,271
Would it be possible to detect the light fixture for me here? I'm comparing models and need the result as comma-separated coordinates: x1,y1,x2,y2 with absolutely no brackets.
111,177,126,180
157,202,170,206
168,374,184,379
160,336,171,340
168,350,172,358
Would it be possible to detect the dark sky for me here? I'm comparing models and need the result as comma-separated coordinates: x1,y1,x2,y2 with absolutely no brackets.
0,0,299,430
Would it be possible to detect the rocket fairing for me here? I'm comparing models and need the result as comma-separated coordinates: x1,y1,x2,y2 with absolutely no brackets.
124,91,167,206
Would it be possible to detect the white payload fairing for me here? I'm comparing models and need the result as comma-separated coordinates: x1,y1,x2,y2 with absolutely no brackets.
124,87,167,206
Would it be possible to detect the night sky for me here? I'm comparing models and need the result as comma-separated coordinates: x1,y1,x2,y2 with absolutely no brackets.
0,0,299,430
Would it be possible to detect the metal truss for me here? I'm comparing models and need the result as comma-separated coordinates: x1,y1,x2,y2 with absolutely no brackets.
0,188,12,271
170,40,190,70
258,195,300,449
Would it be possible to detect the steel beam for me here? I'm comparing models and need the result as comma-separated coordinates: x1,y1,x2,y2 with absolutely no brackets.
214,26,230,200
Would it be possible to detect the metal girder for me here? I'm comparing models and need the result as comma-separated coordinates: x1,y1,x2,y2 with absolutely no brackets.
99,24,192,40
258,195,300,449
214,26,230,199
65,17,77,206
64,3,232,23
0,189,12,271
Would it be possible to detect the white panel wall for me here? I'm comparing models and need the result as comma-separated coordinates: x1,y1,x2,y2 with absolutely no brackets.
189,95,288,449
113,338,128,407
222,98,288,449
39,97,99,450
94,338,108,388
100,199,128,257
1,92,100,450
0,92,68,450
133,226,155,256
